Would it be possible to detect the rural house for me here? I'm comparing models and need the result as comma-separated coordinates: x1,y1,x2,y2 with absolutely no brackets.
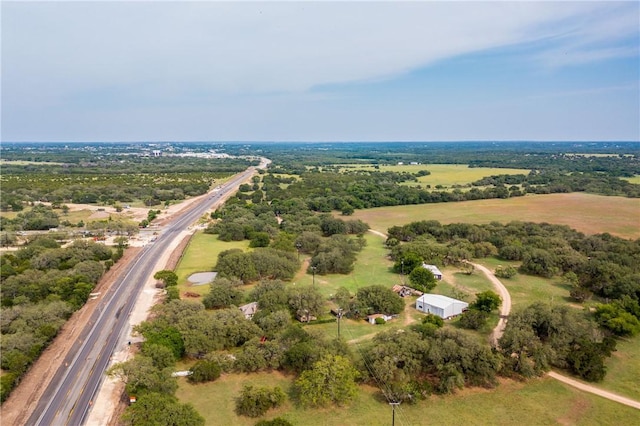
416,294,468,319
421,263,443,280
239,302,258,320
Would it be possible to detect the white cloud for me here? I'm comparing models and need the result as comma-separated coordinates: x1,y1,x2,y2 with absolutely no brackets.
2,1,638,141
3,1,637,101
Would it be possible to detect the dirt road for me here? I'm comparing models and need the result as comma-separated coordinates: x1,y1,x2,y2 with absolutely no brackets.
468,262,512,346
548,372,640,410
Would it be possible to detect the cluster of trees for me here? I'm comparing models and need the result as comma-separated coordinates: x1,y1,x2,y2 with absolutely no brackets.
115,298,360,421
206,278,326,323
208,193,369,277
386,220,640,303
1,237,118,402
337,285,405,319
499,302,617,382
472,171,640,198
263,169,527,212
459,291,502,330
0,204,60,231
386,219,640,379
362,326,501,402
215,248,299,283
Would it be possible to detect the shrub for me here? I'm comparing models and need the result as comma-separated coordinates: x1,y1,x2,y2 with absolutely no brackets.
494,265,517,279
235,385,285,418
0,373,18,403
458,310,488,330
189,359,222,383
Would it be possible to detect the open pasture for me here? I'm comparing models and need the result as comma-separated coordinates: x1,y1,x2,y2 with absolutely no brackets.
349,192,640,239
332,163,530,187
176,370,640,426
599,336,640,401
623,175,640,184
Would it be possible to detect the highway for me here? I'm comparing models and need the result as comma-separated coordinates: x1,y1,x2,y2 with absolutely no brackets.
27,164,262,426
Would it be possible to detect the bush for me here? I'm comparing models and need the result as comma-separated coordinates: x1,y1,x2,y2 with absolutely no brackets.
189,359,222,383
0,372,18,403
374,317,386,325
458,310,488,330
235,385,285,418
494,265,517,279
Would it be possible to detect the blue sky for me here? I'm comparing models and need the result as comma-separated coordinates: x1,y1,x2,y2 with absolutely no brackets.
2,1,638,142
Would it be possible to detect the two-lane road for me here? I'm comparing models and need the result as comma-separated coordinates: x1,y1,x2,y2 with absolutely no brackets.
27,165,260,426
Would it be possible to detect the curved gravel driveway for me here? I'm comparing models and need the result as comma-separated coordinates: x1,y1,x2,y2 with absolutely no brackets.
467,262,512,346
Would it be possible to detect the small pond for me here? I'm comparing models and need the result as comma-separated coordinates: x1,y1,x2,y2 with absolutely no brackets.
188,272,217,285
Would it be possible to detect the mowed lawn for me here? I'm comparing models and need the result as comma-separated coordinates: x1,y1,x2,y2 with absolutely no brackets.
177,371,640,426
348,192,640,239
174,231,249,297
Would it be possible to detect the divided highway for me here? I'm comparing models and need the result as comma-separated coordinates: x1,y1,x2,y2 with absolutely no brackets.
27,165,260,426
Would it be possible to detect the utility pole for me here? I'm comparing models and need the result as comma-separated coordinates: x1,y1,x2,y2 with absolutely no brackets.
296,242,302,261
337,308,343,338
390,401,400,426
311,266,317,286
400,260,404,285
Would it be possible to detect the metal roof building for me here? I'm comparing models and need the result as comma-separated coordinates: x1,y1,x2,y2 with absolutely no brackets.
416,294,468,319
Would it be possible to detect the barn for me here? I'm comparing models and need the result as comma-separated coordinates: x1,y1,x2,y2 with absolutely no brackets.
415,294,468,319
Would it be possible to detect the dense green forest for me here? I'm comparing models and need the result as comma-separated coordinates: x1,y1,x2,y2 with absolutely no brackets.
0,236,124,401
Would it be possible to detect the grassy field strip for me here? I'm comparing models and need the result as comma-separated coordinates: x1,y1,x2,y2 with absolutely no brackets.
349,193,640,239
332,163,531,187
176,371,640,426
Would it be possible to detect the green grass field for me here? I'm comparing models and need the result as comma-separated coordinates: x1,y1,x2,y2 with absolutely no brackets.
332,163,531,188
348,192,640,239
176,371,640,426
306,233,397,298
174,231,249,297
599,337,640,401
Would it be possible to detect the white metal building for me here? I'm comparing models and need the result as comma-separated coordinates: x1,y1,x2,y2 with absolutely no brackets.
421,263,443,280
416,294,468,319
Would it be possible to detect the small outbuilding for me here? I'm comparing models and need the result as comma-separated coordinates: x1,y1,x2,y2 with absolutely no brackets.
416,294,468,319
367,314,393,325
421,263,443,280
